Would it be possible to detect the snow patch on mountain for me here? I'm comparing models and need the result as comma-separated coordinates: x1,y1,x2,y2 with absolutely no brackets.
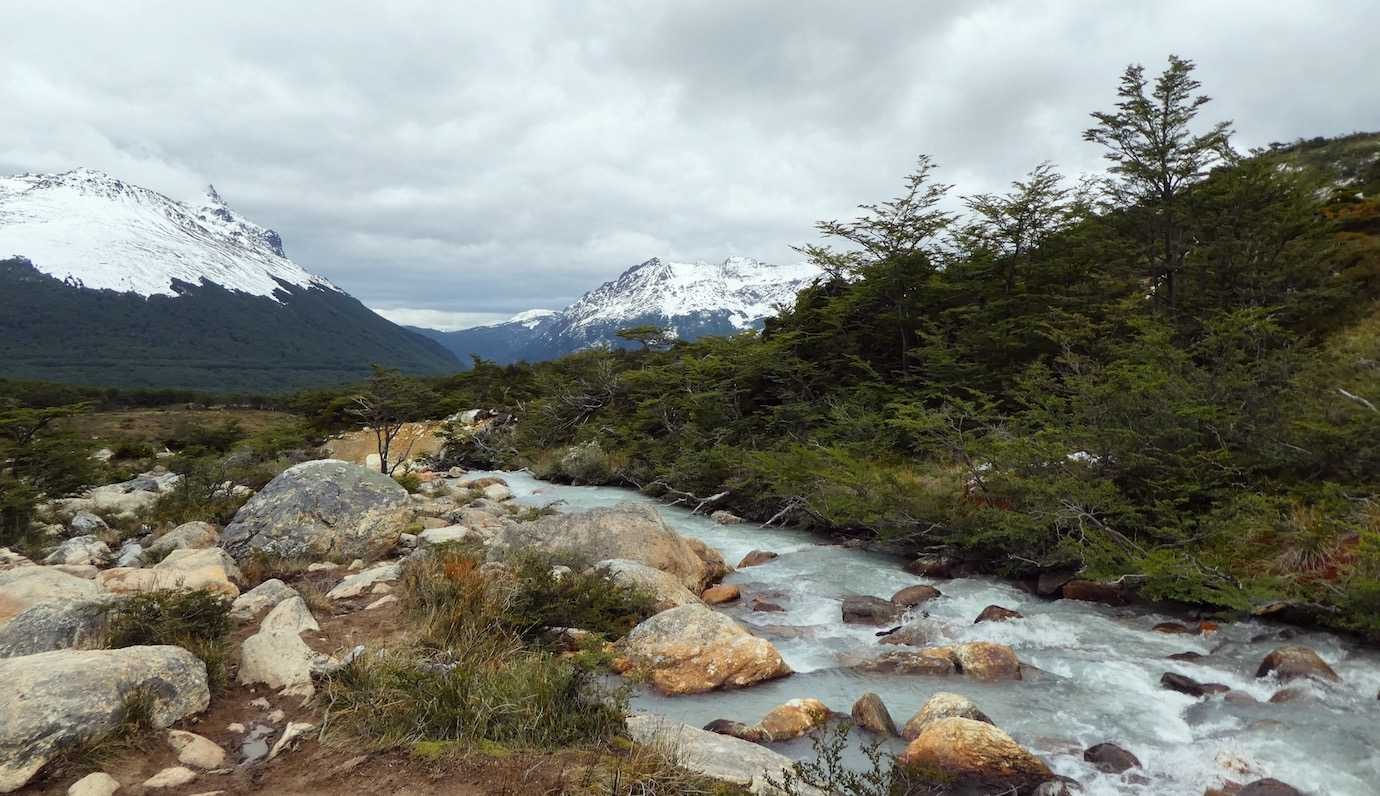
560,256,817,331
0,168,336,301
504,308,560,328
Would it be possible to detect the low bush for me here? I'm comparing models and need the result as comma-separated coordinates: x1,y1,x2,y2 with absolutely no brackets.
104,589,232,691
393,471,423,494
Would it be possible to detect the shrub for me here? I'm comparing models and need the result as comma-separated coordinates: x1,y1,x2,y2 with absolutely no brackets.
105,590,232,691
393,471,423,494
500,553,658,642
319,644,626,750
144,455,252,526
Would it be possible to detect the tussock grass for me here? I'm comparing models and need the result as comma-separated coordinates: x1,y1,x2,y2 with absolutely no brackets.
571,742,751,796
104,589,232,691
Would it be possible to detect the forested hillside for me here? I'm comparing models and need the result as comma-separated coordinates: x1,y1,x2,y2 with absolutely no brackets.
419,59,1380,635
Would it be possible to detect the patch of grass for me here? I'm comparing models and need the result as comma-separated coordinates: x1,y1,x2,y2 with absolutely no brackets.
41,689,160,780
393,471,423,494
296,580,335,616
319,644,626,751
510,502,564,523
572,743,751,796
501,553,658,642
105,589,232,691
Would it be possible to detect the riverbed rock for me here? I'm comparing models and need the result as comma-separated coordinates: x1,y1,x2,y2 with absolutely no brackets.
854,648,956,676
891,584,941,607
1083,742,1141,773
0,646,210,792
1237,778,1302,796
1152,621,1195,635
626,714,817,794
738,550,778,568
325,562,402,599
1160,672,1229,698
220,460,410,562
842,595,903,625
851,692,898,736
902,692,992,740
947,642,1022,681
710,510,744,525
702,584,741,605
1254,645,1340,684
975,605,1023,623
905,555,956,578
489,503,728,591
0,595,120,658
597,559,701,611
1035,570,1075,596
756,698,830,741
702,719,771,743
42,536,111,567
620,604,791,694
1060,580,1128,605
898,717,1052,792
145,521,219,557
0,566,100,628
229,579,298,622
750,597,785,612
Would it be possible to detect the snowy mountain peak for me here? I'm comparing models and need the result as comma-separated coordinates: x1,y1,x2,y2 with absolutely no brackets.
562,255,817,332
0,168,324,299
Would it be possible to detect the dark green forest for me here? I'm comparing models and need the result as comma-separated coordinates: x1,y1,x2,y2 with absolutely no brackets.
6,57,1379,636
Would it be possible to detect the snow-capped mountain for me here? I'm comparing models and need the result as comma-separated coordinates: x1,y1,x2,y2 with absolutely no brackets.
0,168,457,391
414,256,818,364
0,168,335,300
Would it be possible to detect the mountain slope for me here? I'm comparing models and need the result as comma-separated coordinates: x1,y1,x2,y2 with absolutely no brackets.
0,169,457,391
422,257,817,364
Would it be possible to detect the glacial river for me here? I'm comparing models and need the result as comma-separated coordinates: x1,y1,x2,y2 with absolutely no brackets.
480,470,1380,795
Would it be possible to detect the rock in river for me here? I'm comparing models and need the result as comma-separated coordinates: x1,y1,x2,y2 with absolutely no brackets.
620,603,791,694
898,717,1052,793
851,692,898,736
1255,644,1340,684
902,692,993,740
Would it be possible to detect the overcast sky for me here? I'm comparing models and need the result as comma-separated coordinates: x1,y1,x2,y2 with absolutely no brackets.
4,2,1377,329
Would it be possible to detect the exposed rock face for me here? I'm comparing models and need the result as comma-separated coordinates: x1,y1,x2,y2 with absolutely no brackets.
0,646,209,792
841,595,903,625
1060,580,1127,606
756,698,830,741
0,595,120,658
626,714,819,794
702,584,741,605
902,692,993,740
0,566,99,628
488,503,728,591
620,604,791,694
1255,645,1341,684
975,605,1023,623
738,550,778,568
897,717,1052,793
850,692,898,736
42,535,111,567
1083,742,1141,773
891,584,942,607
229,578,298,622
145,521,219,556
220,459,410,562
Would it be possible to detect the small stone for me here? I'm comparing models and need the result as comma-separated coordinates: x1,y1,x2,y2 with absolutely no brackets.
702,718,771,743
167,730,226,769
267,722,314,760
268,709,285,723
1160,672,1228,698
702,584,741,605
372,582,393,594
143,766,197,788
737,550,778,568
249,697,271,709
67,771,120,796
841,595,902,625
306,562,338,572
1152,622,1194,634
974,605,1023,623
710,510,745,525
850,692,897,736
349,559,364,571
755,698,830,741
751,597,785,612
366,595,398,610
226,723,246,733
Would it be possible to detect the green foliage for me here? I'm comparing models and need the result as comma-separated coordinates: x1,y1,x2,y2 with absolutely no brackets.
104,590,233,691
0,402,97,547
393,471,423,493
144,454,253,526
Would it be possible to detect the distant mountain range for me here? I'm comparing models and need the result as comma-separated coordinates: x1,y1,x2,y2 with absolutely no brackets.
413,256,818,364
0,169,458,391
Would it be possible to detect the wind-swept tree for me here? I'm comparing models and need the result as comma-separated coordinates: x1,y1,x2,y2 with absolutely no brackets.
347,365,437,475
1084,54,1234,312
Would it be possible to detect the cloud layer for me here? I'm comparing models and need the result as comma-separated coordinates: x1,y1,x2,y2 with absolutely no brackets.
4,1,1377,327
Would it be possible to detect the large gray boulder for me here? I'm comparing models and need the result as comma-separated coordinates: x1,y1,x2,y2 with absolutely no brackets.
0,566,100,629
488,503,729,591
0,646,210,792
220,460,411,562
0,595,122,658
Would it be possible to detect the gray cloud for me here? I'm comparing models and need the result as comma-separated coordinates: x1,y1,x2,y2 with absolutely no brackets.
3,1,1377,328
